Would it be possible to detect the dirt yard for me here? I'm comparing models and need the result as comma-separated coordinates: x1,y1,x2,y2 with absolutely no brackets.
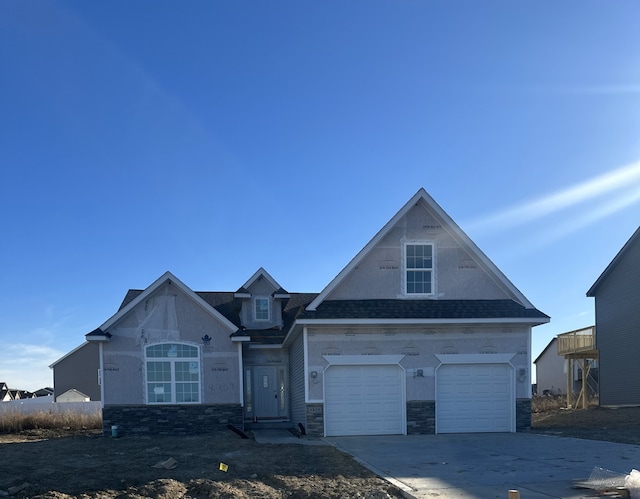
2,407,640,498
531,406,640,445
0,428,403,498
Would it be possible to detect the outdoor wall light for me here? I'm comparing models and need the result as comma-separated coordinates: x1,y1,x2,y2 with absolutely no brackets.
310,371,318,379
202,334,212,345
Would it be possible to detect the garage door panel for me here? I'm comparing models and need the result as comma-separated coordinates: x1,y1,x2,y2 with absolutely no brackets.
324,365,404,436
437,363,513,433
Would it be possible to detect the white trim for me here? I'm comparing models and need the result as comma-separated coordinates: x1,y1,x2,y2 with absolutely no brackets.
303,327,310,404
99,272,238,333
297,317,549,325
237,343,244,407
323,355,405,365
98,342,105,408
49,341,90,368
253,296,271,322
307,188,538,311
240,267,282,292
231,336,251,342
434,353,516,365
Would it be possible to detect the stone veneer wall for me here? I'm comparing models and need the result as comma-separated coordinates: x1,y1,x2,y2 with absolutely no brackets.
305,404,324,437
102,404,243,436
406,400,435,434
515,399,531,432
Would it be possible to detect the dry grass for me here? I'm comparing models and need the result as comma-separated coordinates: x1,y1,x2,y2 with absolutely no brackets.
0,410,102,433
531,393,599,413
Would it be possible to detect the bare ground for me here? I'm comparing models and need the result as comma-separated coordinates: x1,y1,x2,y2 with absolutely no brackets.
2,407,640,498
0,428,403,498
531,406,640,445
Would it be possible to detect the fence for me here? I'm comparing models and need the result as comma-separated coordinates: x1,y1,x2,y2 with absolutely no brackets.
0,398,101,416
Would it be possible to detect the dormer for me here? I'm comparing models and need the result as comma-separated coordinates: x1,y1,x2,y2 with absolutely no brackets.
234,268,290,330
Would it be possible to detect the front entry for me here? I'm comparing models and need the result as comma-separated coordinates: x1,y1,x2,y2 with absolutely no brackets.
244,365,288,421
254,366,280,418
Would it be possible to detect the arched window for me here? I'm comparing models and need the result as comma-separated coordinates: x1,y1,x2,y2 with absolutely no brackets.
145,343,200,404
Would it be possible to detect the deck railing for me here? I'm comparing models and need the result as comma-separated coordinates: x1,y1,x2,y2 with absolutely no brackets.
557,326,596,356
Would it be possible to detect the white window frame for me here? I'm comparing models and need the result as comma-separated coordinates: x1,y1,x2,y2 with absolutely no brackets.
253,296,271,321
145,342,201,405
402,240,435,296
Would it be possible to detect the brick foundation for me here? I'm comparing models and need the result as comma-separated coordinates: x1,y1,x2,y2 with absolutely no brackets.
406,400,435,434
102,404,243,436
305,404,324,437
515,399,531,431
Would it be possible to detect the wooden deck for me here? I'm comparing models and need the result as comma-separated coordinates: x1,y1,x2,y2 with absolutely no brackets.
557,326,598,357
556,326,598,409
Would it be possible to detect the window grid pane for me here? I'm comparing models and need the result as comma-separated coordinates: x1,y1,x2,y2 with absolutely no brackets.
406,244,433,294
146,344,200,404
255,298,269,320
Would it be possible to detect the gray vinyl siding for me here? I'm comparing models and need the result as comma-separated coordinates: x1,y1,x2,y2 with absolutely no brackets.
53,342,101,401
594,237,640,406
289,332,306,427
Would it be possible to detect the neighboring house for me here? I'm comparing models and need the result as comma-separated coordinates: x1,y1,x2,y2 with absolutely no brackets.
587,226,640,407
50,341,101,402
534,338,565,395
57,388,91,402
0,382,12,402
534,332,598,396
33,387,54,398
59,188,549,436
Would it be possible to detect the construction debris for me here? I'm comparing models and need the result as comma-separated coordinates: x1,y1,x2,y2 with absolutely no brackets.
151,457,178,470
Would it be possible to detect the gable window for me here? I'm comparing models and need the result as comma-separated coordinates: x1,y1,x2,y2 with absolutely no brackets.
404,242,434,295
254,297,270,321
146,343,200,404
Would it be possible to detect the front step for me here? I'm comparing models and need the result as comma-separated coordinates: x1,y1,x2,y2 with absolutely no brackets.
244,420,294,431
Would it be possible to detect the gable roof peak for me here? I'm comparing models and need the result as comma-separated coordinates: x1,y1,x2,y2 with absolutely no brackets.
238,267,286,294
587,225,640,296
307,187,536,311
98,271,238,333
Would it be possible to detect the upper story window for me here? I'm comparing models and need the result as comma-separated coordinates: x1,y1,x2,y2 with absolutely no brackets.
404,242,434,295
254,297,270,321
146,343,200,404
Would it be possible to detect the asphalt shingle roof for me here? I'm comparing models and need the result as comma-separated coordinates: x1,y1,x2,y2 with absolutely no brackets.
299,299,549,321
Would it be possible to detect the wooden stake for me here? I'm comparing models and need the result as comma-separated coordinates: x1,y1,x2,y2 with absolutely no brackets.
508,490,520,499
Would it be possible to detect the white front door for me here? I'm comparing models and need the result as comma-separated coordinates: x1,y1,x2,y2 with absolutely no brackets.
324,364,404,436
436,363,514,433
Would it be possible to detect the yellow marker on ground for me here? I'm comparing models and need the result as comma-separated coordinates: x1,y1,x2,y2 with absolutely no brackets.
219,463,229,472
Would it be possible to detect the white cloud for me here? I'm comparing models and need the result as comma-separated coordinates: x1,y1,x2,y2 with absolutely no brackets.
0,343,64,391
467,161,640,235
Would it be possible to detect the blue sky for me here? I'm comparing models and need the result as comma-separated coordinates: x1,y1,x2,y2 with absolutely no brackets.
1,1,639,391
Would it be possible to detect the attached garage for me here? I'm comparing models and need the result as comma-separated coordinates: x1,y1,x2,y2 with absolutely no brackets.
324,363,405,436
436,363,514,433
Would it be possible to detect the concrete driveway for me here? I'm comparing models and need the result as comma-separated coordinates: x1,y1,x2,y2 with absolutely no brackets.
323,433,640,499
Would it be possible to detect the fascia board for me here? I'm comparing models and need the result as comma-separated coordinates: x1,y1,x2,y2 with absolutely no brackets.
308,189,427,311
49,341,90,368
86,334,111,342
100,271,238,333
587,226,640,296
231,336,251,342
295,317,550,326
241,267,282,292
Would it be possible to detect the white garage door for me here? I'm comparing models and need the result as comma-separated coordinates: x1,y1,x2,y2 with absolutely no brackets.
436,363,513,433
324,365,404,436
